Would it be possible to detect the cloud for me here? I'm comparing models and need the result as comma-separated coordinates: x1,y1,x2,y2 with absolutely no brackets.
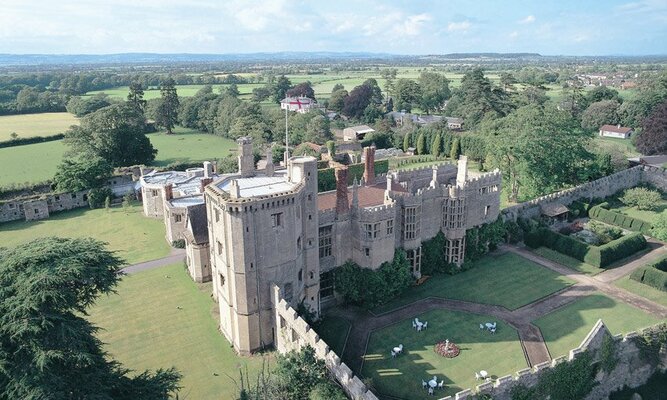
509,31,519,39
447,21,471,32
397,13,432,36
519,15,535,24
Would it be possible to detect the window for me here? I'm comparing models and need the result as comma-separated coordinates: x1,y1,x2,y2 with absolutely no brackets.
484,205,490,216
54,195,60,201
320,271,335,298
298,269,303,282
34,208,39,214
319,225,333,258
271,212,283,227
406,247,422,274
215,208,220,222
403,206,420,240
82,194,88,202
72,193,77,198
217,241,223,255
386,219,394,235
284,283,293,303
365,223,380,239
297,236,302,251
219,273,225,287
174,214,182,222
364,247,370,257
151,190,158,197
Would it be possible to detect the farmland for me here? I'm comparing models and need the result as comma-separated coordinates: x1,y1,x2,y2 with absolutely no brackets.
0,112,79,141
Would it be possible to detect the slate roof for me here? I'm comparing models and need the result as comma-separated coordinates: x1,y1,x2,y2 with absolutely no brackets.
600,125,633,134
317,179,406,211
187,203,209,245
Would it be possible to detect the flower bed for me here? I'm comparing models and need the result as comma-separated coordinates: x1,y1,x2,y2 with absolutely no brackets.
434,340,460,358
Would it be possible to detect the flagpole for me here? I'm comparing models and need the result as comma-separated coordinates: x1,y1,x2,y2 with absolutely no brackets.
284,103,290,164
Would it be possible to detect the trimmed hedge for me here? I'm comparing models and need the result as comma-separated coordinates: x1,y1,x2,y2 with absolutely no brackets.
0,133,64,148
525,228,647,268
630,255,667,292
589,203,652,234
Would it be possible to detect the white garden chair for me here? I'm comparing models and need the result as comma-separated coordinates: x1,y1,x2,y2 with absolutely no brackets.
422,380,427,388
391,350,396,358
412,320,417,330
475,372,481,380
438,380,444,389
428,387,434,396
423,321,428,330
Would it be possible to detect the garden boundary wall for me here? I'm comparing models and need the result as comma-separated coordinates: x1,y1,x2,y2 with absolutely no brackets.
437,320,666,400
0,189,89,223
501,165,649,222
271,285,379,400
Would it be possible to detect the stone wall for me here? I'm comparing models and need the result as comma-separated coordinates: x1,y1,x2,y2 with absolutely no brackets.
272,285,379,400
0,190,89,223
435,320,665,400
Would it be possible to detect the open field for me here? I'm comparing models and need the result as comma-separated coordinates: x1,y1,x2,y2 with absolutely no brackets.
533,292,662,358
614,274,667,308
373,252,574,314
88,262,269,400
594,136,639,157
0,127,235,186
0,203,169,264
532,247,603,275
0,112,79,141
361,308,526,399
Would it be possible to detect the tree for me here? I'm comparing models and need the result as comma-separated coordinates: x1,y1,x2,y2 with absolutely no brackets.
53,156,113,192
445,68,512,128
418,72,450,113
586,85,622,104
580,100,621,131
620,187,663,211
499,72,517,92
0,237,181,399
431,133,442,157
561,82,588,117
650,213,667,241
380,68,398,99
450,137,460,160
416,132,425,155
331,83,344,93
286,82,315,99
251,87,271,102
127,82,147,112
403,131,411,152
64,103,157,167
304,114,332,144
636,100,667,155
620,72,667,127
393,78,422,112
66,94,114,117
342,84,373,119
326,140,336,157
271,75,292,103
328,89,348,113
155,78,179,134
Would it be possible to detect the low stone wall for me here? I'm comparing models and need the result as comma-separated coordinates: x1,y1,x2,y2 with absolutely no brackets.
437,320,665,400
501,166,651,222
0,189,89,223
272,285,378,400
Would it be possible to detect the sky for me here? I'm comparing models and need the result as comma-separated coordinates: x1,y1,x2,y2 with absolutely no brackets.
0,0,665,56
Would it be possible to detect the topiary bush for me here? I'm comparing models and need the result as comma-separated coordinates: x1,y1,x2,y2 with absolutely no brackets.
630,255,667,292
620,187,663,211
589,204,652,234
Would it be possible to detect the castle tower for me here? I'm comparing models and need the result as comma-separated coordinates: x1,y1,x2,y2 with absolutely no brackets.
335,166,349,214
456,155,468,187
237,137,255,178
363,145,376,186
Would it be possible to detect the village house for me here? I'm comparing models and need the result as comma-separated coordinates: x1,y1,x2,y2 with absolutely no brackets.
343,125,375,141
280,96,317,113
599,124,634,139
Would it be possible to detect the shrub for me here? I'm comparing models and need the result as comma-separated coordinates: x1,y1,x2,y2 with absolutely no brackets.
620,187,663,211
0,133,65,148
589,204,652,234
588,221,623,244
171,239,185,249
594,232,647,268
87,187,112,209
651,213,667,241
630,255,667,292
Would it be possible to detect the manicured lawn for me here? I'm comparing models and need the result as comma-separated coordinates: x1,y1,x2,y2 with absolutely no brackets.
373,252,574,314
0,203,170,264
361,309,527,399
533,293,662,359
0,139,67,185
147,127,236,167
315,316,351,356
0,127,235,186
617,204,667,224
0,112,79,141
87,263,269,400
614,275,667,308
532,247,603,275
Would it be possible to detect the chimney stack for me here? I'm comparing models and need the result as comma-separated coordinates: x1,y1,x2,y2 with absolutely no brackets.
203,161,213,178
237,137,255,178
363,145,376,186
200,177,213,193
335,166,349,214
265,147,274,177
164,184,174,201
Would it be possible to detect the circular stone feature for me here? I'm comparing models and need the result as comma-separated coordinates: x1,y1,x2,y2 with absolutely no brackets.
434,340,460,358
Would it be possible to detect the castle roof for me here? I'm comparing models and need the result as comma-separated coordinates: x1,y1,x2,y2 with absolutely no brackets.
317,179,406,211
217,170,297,198
142,169,217,196
186,203,209,245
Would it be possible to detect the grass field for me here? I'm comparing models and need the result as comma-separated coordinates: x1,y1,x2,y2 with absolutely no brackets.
361,309,526,399
614,275,667,308
0,112,79,141
87,263,269,400
533,292,662,358
532,247,602,275
594,136,639,157
0,127,236,186
373,252,574,314
0,203,170,264
617,203,667,224
315,316,351,356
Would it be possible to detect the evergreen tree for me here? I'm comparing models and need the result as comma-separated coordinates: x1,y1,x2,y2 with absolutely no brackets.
416,132,425,155
450,137,460,160
403,131,411,152
272,75,292,103
127,82,147,113
155,78,179,134
431,133,442,157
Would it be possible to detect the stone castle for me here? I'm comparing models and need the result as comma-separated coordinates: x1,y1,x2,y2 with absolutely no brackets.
140,137,502,355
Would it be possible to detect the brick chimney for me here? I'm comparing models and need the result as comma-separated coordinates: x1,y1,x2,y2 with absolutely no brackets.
335,166,349,214
200,177,213,193
363,145,376,186
164,184,173,201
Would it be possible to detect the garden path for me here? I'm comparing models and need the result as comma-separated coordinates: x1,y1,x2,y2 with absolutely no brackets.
121,248,186,274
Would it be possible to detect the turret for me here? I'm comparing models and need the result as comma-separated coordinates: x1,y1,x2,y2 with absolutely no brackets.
237,137,255,178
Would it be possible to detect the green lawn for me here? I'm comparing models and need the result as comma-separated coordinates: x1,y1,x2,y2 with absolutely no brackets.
0,127,235,186
87,263,269,400
0,112,79,141
617,204,667,224
361,309,527,399
0,203,170,264
315,316,351,356
533,293,663,358
614,275,667,308
373,253,574,314
532,247,603,275
594,136,639,157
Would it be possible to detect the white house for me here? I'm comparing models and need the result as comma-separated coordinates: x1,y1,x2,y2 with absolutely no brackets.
343,125,375,141
280,96,317,113
599,124,633,139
